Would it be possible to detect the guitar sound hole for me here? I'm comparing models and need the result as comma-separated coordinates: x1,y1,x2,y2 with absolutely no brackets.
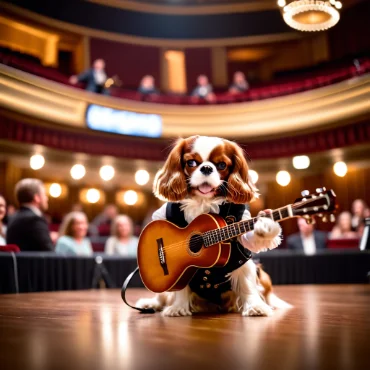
189,234,204,254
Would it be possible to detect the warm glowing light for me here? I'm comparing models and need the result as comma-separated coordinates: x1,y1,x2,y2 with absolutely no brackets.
333,161,347,177
30,154,45,170
292,155,310,169
135,170,150,186
86,188,100,203
124,190,138,205
276,171,291,186
249,170,259,184
277,0,286,7
49,183,62,198
71,164,86,180
329,0,336,4
281,1,340,32
100,165,115,181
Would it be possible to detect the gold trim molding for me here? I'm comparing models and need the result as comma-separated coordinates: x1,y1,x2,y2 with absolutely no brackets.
86,0,362,16
0,64,369,139
0,2,303,48
0,14,59,66
86,0,276,16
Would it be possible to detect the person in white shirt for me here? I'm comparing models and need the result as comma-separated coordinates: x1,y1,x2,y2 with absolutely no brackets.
287,217,327,255
104,215,138,257
191,75,216,102
351,199,369,231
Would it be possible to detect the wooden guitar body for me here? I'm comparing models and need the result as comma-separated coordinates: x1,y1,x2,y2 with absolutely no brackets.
137,213,231,293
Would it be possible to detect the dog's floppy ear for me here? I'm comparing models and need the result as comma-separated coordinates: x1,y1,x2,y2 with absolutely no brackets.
225,141,258,204
153,138,188,201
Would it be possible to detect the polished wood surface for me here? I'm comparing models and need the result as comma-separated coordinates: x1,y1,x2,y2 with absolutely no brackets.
0,285,369,370
138,214,230,292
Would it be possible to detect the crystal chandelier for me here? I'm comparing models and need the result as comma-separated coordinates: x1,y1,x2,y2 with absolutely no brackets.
277,0,342,32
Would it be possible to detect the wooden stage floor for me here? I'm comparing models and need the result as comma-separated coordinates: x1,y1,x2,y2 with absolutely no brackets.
0,285,369,370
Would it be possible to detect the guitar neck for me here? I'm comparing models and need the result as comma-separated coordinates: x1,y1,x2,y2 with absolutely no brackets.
203,205,293,247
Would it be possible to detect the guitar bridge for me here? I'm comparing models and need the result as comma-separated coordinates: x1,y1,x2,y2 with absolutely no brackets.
156,238,169,276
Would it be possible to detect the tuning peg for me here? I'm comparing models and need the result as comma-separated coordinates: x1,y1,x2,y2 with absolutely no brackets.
316,187,326,193
330,214,336,222
304,215,313,224
301,190,310,197
322,215,328,222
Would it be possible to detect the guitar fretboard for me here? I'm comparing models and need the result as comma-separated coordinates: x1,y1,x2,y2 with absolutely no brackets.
203,206,291,247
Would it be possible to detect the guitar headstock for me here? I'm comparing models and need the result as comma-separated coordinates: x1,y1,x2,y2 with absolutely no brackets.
292,188,337,223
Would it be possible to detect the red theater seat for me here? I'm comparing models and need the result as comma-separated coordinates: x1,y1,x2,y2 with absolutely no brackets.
91,242,105,252
327,239,360,249
0,244,20,253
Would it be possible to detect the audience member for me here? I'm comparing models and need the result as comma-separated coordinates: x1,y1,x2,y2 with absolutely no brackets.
105,215,138,257
351,199,369,230
287,217,327,255
90,204,118,236
229,71,249,94
330,211,359,239
138,75,159,95
191,75,216,102
55,212,93,256
69,59,109,95
0,195,6,245
6,179,54,251
4,203,16,225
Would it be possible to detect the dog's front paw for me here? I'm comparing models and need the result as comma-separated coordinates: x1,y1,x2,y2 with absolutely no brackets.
242,297,273,317
254,217,281,239
162,306,192,317
136,298,163,312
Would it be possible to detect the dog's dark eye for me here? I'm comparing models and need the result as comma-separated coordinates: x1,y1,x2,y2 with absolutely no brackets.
187,160,198,168
217,162,227,170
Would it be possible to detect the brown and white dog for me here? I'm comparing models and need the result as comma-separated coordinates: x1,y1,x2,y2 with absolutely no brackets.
137,136,290,316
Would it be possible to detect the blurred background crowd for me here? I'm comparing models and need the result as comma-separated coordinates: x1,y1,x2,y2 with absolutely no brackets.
0,178,368,256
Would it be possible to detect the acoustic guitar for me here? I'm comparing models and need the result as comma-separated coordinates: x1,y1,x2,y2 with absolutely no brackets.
138,188,336,293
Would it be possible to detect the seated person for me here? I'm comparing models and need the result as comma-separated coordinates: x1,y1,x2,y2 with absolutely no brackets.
191,75,216,102
0,195,6,246
56,212,93,256
287,217,327,255
138,75,159,95
69,59,109,95
229,71,249,94
4,203,16,225
330,211,359,239
105,215,138,257
6,179,54,251
351,199,369,231
89,204,118,237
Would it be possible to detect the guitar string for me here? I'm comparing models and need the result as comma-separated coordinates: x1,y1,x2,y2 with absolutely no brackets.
161,197,328,252
161,217,259,252
162,208,287,252
161,207,290,252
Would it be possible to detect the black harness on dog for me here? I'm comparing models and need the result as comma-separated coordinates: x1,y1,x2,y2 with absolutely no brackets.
165,202,252,305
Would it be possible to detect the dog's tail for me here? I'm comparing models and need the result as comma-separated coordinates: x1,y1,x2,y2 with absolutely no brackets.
265,292,293,309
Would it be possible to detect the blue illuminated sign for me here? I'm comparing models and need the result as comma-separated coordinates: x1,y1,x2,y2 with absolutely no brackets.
86,104,162,138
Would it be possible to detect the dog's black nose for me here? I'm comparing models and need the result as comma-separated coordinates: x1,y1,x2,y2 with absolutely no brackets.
200,165,213,176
